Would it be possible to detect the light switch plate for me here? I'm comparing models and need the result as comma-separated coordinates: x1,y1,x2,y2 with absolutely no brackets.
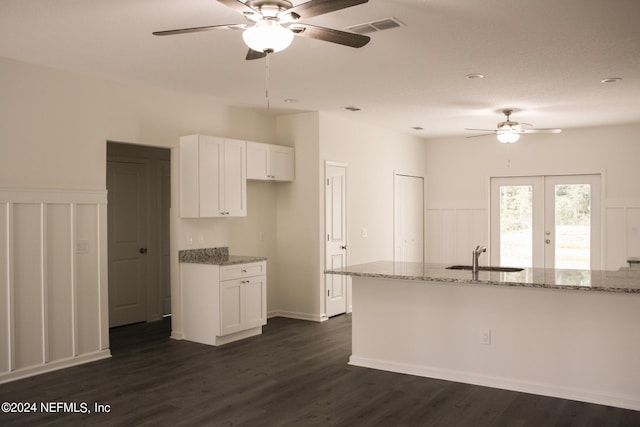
76,239,89,254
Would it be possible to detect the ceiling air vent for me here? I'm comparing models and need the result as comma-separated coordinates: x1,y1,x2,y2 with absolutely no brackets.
345,17,405,35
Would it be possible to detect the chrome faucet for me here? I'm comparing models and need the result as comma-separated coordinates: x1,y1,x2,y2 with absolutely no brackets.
472,245,487,275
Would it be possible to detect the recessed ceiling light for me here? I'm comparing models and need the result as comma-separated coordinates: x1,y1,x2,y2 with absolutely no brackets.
465,73,484,80
345,106,361,112
601,77,622,84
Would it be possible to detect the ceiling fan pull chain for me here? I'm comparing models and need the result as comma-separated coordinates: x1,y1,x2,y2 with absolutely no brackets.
265,52,271,109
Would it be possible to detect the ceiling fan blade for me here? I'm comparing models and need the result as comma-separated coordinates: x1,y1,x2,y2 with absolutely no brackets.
466,133,496,139
465,128,497,133
246,49,268,60
521,128,562,134
289,23,370,48
153,24,244,36
217,0,258,15
285,0,368,19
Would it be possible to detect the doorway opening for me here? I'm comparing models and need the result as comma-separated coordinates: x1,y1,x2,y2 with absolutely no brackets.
106,142,171,330
490,174,601,269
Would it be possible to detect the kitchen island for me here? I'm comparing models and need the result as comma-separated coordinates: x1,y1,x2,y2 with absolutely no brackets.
326,262,640,410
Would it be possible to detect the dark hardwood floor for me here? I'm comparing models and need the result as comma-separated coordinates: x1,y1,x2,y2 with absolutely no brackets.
1,315,639,426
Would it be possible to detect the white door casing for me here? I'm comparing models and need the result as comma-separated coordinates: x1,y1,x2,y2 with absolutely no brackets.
325,162,348,318
394,173,425,263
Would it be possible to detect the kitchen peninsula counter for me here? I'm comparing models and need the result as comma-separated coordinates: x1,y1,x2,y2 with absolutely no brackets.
326,261,640,294
325,261,640,411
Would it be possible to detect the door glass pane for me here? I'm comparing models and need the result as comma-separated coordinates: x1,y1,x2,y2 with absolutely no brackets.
500,185,533,267
554,184,591,269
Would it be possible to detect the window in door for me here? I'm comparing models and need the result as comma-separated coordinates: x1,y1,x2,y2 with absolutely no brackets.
490,174,601,269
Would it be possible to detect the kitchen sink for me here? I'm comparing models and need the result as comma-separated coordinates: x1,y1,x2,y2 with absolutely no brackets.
446,265,524,272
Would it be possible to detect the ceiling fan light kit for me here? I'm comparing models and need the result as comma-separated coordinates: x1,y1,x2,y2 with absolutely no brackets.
466,109,562,143
154,0,371,59
242,19,294,53
496,128,520,143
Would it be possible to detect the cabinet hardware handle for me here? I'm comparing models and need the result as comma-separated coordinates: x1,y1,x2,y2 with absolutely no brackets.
341,245,347,250
139,247,148,254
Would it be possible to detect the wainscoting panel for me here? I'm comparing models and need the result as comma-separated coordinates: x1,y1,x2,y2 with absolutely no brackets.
0,204,8,373
627,208,640,259
604,201,640,270
12,203,44,370
0,189,110,384
46,204,74,362
426,204,488,265
428,200,639,271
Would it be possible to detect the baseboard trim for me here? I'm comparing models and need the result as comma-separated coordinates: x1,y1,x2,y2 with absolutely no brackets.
348,355,640,411
267,310,324,322
0,350,112,385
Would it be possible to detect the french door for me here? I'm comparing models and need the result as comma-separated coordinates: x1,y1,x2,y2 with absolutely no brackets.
490,174,601,269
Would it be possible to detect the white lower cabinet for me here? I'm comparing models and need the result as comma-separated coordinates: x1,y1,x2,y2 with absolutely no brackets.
181,261,266,346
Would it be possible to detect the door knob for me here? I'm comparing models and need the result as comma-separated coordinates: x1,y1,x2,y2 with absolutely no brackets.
341,245,347,250
545,239,551,244
139,247,148,254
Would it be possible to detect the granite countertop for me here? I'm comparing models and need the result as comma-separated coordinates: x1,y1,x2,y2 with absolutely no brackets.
179,247,266,266
325,261,640,294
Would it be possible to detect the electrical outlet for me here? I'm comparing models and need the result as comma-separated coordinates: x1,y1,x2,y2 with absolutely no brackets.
361,228,368,238
479,328,491,345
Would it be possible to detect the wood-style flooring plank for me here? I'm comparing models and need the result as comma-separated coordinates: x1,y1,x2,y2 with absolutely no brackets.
0,315,638,426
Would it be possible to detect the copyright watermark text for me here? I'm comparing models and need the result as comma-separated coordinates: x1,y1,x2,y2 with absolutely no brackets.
2,401,111,414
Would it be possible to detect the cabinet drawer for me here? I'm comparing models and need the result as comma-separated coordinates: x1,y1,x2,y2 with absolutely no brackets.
220,262,265,281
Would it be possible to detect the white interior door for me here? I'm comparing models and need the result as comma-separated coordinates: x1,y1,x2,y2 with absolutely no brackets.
107,160,147,327
394,173,424,263
325,162,347,318
490,174,601,269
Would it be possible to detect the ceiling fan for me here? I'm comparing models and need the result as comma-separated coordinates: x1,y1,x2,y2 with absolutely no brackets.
153,0,371,60
465,109,562,143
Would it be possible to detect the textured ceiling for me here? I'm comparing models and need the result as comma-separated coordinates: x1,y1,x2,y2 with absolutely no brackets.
1,0,639,138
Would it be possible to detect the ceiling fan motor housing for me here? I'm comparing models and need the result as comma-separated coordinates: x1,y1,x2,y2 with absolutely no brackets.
245,0,293,19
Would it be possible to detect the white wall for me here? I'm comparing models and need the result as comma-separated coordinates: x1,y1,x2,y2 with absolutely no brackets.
275,112,426,320
424,123,640,269
274,112,321,320
319,113,426,266
0,56,280,378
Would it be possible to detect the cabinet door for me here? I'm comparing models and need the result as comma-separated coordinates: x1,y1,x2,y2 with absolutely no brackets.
223,139,247,216
220,279,244,336
270,145,294,181
199,136,224,217
245,276,266,329
246,142,270,180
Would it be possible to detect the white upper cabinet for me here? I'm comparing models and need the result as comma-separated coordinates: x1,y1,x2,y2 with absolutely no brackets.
246,142,294,182
180,135,247,218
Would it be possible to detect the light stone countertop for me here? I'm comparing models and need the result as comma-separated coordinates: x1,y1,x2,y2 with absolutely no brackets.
325,261,640,294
